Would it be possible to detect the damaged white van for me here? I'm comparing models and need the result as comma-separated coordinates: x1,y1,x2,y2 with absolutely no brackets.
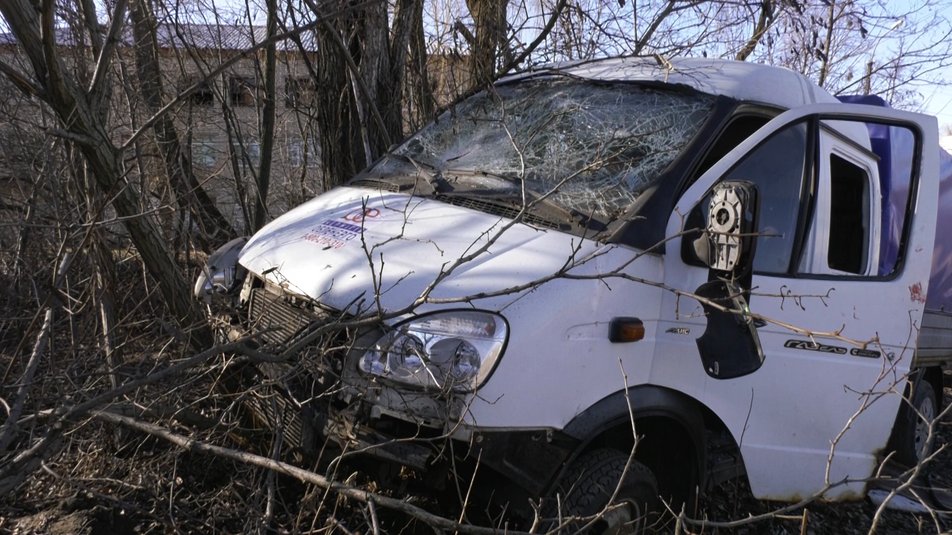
196,57,952,530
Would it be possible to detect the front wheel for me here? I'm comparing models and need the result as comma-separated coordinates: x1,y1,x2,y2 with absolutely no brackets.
549,449,659,534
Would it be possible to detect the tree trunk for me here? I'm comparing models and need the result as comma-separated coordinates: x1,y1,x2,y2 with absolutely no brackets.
361,0,399,154
817,0,838,87
391,0,432,131
735,1,774,61
310,0,402,186
465,0,508,88
313,0,360,186
129,0,234,246
253,0,279,231
404,0,435,127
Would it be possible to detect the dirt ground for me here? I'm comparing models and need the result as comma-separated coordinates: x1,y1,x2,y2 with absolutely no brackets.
0,350,950,534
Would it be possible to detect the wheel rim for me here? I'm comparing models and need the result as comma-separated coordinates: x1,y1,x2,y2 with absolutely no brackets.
914,396,937,462
597,501,642,535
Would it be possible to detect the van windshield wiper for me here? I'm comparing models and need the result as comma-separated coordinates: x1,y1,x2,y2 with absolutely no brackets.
382,153,452,193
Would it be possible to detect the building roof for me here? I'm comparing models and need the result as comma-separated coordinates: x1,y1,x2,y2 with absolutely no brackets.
155,23,317,52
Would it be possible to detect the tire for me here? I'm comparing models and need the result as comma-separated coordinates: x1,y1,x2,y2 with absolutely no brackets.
892,379,938,466
549,449,659,534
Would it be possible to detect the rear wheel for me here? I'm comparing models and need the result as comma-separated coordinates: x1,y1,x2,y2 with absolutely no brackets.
550,449,658,534
892,378,937,466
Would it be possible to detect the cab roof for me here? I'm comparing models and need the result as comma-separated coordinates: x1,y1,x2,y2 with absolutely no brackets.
506,57,839,111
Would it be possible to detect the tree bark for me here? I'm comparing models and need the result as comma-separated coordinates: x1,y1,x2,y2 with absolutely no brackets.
129,0,234,245
465,0,508,88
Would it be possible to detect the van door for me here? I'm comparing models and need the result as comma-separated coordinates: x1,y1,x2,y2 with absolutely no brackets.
656,104,939,500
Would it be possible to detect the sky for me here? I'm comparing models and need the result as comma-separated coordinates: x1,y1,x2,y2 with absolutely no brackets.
924,85,952,135
885,0,952,134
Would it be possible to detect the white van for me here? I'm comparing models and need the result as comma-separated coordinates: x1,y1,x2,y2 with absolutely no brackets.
196,57,952,530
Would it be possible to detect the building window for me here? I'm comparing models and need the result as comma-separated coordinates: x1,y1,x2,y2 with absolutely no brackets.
231,140,261,169
179,75,215,106
229,76,260,107
246,141,260,166
285,77,318,108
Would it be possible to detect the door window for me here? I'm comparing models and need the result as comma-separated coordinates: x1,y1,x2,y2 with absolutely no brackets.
716,122,809,275
796,120,918,278
827,153,872,274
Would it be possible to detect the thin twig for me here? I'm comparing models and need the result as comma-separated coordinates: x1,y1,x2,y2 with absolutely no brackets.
91,409,532,535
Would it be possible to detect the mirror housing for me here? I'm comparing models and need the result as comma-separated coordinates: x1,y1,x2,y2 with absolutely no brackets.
683,181,758,274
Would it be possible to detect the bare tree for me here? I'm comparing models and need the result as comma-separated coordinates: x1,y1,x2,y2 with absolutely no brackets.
0,0,209,344
465,0,509,86
745,0,952,105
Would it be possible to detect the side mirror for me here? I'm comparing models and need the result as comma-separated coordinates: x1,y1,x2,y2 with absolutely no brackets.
683,181,758,274
685,181,763,379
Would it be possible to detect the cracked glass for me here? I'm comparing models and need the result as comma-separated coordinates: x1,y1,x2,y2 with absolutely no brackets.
372,78,715,220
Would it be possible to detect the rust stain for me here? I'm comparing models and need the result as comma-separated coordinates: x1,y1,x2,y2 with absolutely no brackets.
909,282,926,304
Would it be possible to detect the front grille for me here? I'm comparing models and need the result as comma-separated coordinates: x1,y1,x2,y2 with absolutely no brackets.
245,281,361,383
241,281,356,455
243,380,310,456
247,286,334,348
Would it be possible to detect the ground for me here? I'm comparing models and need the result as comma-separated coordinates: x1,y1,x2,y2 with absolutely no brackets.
0,354,950,534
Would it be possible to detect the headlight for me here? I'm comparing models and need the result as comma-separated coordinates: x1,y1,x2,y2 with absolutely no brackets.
194,237,248,302
359,310,508,392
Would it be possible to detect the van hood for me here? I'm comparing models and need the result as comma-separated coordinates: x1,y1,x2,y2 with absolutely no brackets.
239,187,598,314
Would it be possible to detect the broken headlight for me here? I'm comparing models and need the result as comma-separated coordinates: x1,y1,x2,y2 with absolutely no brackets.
194,237,248,304
359,310,508,392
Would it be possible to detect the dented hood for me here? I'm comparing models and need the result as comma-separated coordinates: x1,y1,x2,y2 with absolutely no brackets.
239,187,595,313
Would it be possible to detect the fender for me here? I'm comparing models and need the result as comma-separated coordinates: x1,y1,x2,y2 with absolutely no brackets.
561,385,708,488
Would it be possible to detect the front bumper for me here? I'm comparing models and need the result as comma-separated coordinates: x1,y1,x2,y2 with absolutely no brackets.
241,364,578,499
222,277,577,501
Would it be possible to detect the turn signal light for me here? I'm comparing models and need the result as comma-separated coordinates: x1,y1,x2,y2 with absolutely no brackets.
609,317,645,343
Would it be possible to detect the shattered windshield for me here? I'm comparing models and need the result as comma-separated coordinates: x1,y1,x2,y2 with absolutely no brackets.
369,78,716,221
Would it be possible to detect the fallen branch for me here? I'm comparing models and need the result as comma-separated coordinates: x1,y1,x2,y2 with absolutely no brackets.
0,341,269,497
91,409,531,535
